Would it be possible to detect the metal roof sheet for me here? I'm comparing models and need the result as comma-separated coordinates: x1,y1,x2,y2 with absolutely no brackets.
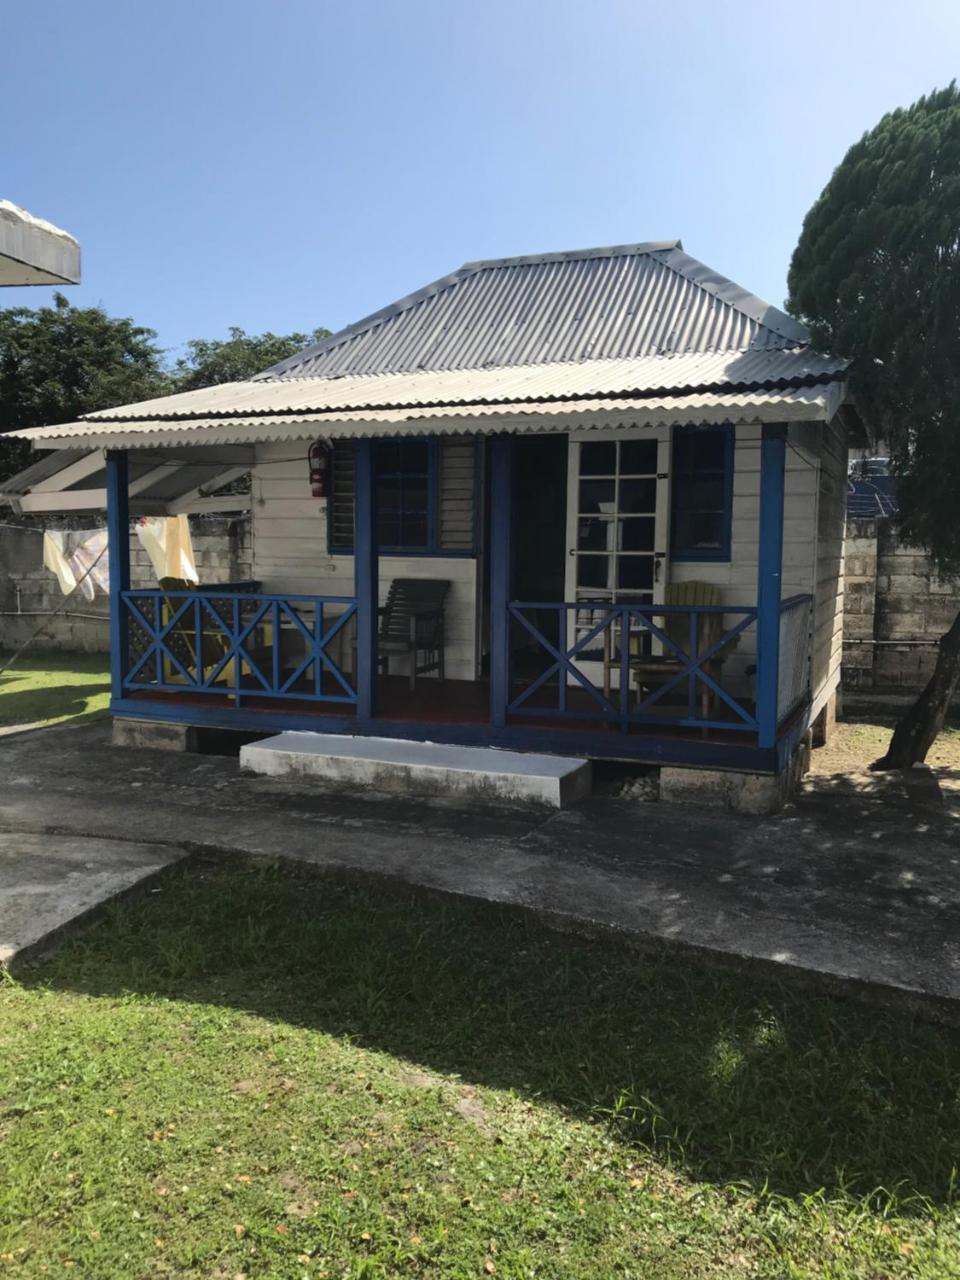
73,349,845,426
261,243,811,379
12,381,846,452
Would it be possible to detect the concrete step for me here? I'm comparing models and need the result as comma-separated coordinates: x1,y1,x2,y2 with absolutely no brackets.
239,732,592,808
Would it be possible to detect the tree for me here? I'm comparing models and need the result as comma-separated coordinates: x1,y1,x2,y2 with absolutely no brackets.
171,325,330,391
0,293,169,481
787,83,960,769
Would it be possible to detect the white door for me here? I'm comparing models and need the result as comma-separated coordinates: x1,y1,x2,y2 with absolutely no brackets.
563,433,670,690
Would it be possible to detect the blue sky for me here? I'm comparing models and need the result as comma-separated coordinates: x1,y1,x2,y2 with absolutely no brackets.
4,0,959,363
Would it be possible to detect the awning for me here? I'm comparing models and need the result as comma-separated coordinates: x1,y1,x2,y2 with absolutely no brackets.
0,200,80,286
0,445,253,516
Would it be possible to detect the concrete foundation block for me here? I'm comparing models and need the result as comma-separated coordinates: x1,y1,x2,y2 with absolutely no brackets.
112,717,199,753
240,732,592,808
811,691,838,748
659,763,797,815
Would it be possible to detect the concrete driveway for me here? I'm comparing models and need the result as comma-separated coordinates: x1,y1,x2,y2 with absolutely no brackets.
0,831,187,965
0,719,958,1021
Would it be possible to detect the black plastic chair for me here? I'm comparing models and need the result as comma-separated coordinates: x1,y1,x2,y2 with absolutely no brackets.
379,578,449,690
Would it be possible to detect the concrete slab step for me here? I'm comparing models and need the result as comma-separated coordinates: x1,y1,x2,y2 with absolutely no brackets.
239,732,592,808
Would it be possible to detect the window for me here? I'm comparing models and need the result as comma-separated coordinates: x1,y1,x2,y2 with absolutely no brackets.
374,441,432,551
670,425,734,561
328,438,476,555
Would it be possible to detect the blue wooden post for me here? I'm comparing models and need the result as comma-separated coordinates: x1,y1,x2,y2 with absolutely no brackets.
489,434,514,728
354,438,378,722
106,450,130,703
756,425,786,749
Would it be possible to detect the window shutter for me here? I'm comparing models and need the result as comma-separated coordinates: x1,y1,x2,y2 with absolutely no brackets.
439,438,475,551
330,441,355,550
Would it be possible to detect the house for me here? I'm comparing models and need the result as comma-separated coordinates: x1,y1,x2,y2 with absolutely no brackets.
4,241,856,807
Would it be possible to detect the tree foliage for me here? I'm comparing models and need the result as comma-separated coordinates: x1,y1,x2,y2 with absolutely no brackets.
0,293,167,481
788,83,960,767
787,82,960,575
0,304,331,483
171,326,330,391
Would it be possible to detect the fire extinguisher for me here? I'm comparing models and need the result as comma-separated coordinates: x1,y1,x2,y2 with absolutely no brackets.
308,441,330,498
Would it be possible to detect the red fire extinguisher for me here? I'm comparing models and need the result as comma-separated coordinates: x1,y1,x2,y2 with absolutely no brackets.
308,441,330,498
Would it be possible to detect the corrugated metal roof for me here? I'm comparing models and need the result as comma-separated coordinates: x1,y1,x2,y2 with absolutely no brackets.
12,381,846,452
260,243,811,380
74,349,845,425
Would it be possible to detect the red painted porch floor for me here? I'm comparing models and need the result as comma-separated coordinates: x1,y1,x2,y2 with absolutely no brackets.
125,675,759,748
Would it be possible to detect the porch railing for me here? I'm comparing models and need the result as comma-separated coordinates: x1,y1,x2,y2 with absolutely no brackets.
777,594,813,725
120,589,358,704
506,601,760,734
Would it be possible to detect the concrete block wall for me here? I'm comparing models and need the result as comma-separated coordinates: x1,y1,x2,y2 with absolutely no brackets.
842,517,879,689
0,515,252,655
842,516,958,691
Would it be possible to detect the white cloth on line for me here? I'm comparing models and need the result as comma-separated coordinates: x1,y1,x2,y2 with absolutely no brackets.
42,529,110,601
135,515,199,584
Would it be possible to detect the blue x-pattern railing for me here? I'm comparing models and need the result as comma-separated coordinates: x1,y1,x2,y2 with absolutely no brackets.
122,589,358,704
506,601,760,733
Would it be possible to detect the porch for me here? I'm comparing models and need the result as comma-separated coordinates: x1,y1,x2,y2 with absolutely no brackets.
106,427,813,774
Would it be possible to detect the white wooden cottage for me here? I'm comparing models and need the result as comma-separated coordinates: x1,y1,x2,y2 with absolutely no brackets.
4,241,856,801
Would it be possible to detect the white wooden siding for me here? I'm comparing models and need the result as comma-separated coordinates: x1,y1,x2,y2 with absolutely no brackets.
251,441,479,681
811,417,846,707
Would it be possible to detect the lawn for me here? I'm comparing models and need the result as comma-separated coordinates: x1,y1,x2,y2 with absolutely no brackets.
3,865,960,1278
0,652,110,731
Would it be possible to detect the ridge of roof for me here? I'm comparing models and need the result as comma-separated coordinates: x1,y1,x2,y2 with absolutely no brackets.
259,240,809,381
257,240,695,381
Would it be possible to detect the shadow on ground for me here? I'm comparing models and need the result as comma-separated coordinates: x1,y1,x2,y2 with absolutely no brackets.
20,858,960,1211
0,681,110,728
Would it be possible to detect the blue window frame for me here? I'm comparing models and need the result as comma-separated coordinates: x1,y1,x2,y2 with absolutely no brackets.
670,425,734,561
329,439,441,555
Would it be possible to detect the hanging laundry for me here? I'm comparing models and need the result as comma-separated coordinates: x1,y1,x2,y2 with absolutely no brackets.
42,529,110,601
135,515,199,584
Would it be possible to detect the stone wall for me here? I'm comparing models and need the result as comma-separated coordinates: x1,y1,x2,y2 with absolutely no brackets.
0,516,252,654
842,516,956,691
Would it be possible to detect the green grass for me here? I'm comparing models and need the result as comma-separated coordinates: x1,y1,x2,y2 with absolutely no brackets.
3,865,960,1278
0,651,110,730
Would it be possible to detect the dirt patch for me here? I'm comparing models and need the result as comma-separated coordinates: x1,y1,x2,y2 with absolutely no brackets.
453,1090,494,1138
809,719,960,777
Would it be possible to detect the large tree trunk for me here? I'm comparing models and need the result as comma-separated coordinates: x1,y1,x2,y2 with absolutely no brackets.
871,606,960,770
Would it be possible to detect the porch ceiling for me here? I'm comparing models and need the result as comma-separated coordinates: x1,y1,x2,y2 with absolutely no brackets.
0,445,254,515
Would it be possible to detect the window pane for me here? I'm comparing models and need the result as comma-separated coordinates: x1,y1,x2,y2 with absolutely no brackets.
579,480,615,513
674,511,724,551
400,442,429,474
578,516,614,552
401,512,429,548
580,442,616,475
377,512,402,547
620,440,657,474
686,476,724,512
577,555,610,590
378,479,402,511
376,443,402,474
403,478,429,511
690,433,726,470
618,556,653,590
620,517,654,551
619,478,657,514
